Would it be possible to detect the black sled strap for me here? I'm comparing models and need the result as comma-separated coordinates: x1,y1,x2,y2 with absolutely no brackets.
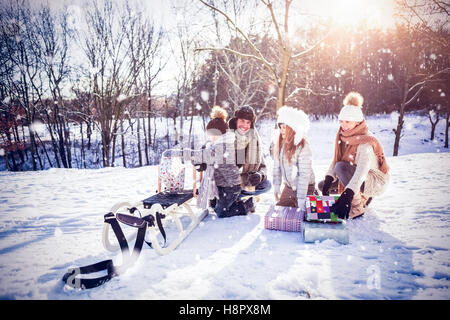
144,212,167,249
62,212,147,290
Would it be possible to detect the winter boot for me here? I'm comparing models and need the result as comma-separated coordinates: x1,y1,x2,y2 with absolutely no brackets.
349,192,365,219
209,198,217,209
243,197,256,213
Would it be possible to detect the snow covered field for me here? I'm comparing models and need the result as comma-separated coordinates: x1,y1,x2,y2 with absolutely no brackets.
0,114,449,300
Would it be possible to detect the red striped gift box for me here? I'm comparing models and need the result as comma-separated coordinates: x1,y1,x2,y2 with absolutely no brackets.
264,205,305,232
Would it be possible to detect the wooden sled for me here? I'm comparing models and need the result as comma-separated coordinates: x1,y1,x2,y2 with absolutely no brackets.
102,166,208,256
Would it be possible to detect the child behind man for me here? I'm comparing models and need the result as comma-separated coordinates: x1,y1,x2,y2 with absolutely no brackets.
195,106,251,218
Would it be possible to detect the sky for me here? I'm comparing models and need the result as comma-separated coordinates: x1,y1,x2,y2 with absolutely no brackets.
27,0,398,97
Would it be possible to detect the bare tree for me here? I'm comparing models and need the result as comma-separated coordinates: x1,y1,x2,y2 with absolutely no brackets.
75,0,153,167
197,0,331,111
0,0,44,170
396,0,450,148
390,9,450,156
30,5,73,168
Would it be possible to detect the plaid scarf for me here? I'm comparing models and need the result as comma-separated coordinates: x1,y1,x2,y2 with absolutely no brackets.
235,128,262,174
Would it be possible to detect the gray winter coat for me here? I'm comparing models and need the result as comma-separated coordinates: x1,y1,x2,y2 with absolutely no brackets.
193,132,241,188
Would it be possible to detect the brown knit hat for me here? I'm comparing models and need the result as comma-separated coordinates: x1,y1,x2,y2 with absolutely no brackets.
206,106,228,135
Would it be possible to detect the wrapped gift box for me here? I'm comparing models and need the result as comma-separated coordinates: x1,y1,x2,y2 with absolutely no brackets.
305,195,341,222
264,205,304,232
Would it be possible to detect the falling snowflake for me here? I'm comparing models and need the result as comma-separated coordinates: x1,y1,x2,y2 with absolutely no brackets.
196,103,202,111
0,148,4,156
89,67,99,75
268,84,277,95
222,101,229,109
430,53,437,60
387,74,394,81
200,90,209,102
117,94,127,102
390,111,400,122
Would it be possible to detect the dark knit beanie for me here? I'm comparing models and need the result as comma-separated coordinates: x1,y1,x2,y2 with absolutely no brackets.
206,118,228,135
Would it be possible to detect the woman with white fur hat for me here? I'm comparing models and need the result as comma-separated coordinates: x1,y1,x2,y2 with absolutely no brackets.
272,106,316,208
320,92,390,219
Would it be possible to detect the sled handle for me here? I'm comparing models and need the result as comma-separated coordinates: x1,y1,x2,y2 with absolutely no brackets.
192,167,203,198
157,165,161,193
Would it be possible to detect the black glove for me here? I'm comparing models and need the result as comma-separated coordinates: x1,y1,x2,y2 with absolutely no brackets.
194,163,207,172
330,188,354,219
248,172,262,186
321,175,334,196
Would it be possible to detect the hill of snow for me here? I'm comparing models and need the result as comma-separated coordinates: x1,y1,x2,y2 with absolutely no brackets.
0,113,449,299
0,152,449,299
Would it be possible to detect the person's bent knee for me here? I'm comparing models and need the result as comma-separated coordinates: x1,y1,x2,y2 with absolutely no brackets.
334,161,347,174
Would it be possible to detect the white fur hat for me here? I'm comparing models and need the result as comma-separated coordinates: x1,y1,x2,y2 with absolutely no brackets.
276,106,310,145
338,92,365,122
338,105,364,122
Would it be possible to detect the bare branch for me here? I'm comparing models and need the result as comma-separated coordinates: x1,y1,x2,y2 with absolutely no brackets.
197,0,278,81
195,46,265,62
291,29,333,59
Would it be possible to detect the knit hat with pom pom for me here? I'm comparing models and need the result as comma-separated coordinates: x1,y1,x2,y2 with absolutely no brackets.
206,106,229,135
338,92,364,122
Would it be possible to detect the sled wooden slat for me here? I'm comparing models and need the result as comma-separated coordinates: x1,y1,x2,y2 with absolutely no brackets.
143,190,194,209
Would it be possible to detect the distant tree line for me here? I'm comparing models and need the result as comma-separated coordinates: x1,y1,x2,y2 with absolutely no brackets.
0,0,449,171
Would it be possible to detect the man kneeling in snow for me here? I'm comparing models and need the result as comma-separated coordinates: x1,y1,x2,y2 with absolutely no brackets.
227,105,272,212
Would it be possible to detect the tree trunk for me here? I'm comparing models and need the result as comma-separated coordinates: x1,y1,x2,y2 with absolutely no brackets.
63,118,72,168
142,112,149,165
80,122,86,168
137,116,142,167
393,80,409,157
445,111,449,148
119,119,126,167
277,45,291,110
428,111,439,140
35,131,53,168
5,152,10,171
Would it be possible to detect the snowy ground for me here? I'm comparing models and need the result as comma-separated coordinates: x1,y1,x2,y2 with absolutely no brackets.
0,115,449,300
